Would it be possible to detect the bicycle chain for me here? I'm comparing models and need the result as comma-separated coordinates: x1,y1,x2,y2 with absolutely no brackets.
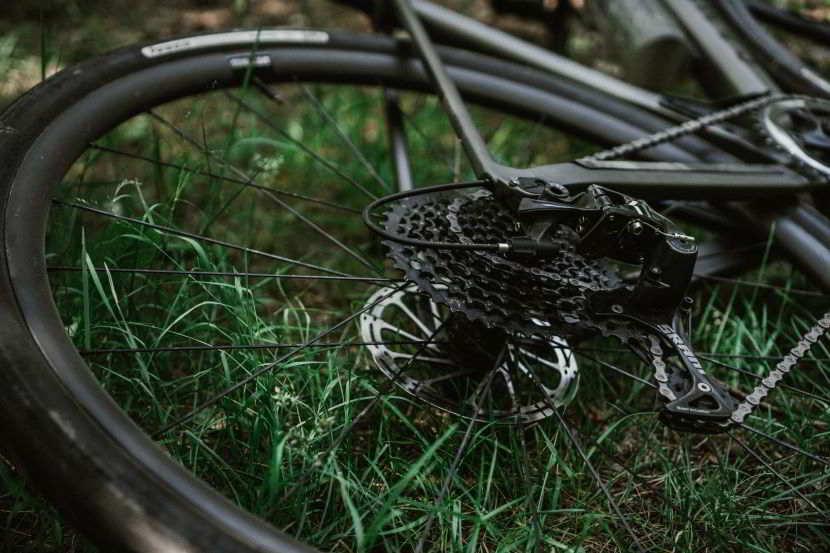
643,336,675,402
730,314,830,424
578,93,788,163
577,92,830,427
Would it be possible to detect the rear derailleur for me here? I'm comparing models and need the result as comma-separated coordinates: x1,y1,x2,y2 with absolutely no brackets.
507,180,736,432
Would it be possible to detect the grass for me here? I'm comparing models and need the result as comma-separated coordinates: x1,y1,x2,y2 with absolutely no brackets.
2,2,830,553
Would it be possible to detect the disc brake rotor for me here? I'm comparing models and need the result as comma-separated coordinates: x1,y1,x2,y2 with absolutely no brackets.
360,284,579,423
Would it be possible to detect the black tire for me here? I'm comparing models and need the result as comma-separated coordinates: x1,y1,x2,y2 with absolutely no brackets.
0,29,827,553
716,0,830,97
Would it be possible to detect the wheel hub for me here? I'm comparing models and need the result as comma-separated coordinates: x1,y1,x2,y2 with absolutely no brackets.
443,312,508,372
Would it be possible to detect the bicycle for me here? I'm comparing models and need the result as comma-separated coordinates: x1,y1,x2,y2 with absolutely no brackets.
0,1,828,551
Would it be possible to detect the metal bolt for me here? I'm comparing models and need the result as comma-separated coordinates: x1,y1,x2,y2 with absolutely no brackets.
544,182,569,198
628,220,644,235
650,267,662,275
611,304,624,314
697,382,712,393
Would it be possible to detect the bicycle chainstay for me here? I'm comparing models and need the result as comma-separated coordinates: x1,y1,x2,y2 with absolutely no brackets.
382,93,830,432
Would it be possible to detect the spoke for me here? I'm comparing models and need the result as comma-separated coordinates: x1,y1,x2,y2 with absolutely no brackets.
730,432,822,513
300,85,388,195
147,110,382,273
739,423,830,467
151,282,408,437
326,319,449,455
517,344,570,373
257,186,383,275
413,348,504,553
79,339,448,356
503,347,523,416
695,273,829,298
697,242,769,259
555,343,830,365
387,352,453,366
48,265,398,283
504,348,543,547
419,368,479,386
583,416,729,548
90,144,361,214
513,346,647,551
700,354,830,405
572,342,828,474
575,350,657,390
695,351,830,363
516,431,542,545
227,90,378,201
401,106,457,176
55,200,355,278
250,76,286,104
265,316,451,509
512,347,567,410
550,408,647,553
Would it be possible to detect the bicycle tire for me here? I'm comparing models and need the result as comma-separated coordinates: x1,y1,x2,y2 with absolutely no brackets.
0,28,827,553
716,0,830,97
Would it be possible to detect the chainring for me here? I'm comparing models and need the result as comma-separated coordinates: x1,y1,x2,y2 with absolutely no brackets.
759,96,830,181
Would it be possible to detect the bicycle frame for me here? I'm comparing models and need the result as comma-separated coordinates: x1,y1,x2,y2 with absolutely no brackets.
388,0,795,195
346,0,830,290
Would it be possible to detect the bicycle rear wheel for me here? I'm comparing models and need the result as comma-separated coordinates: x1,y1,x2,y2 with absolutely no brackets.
0,29,827,553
